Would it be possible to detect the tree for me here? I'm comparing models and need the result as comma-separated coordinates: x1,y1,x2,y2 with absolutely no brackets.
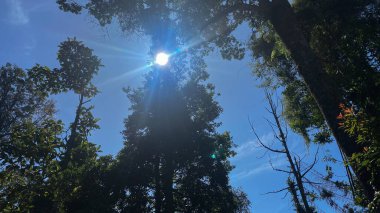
252,92,315,213
0,63,56,150
109,59,250,212
56,0,379,200
252,91,357,212
46,38,115,212
251,0,380,207
0,38,115,212
0,63,64,212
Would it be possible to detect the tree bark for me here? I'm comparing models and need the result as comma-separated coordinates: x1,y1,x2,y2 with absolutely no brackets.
266,0,374,200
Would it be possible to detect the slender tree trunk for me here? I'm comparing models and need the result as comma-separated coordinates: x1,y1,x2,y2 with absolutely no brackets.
293,159,312,213
154,155,162,213
285,145,311,212
271,100,313,212
67,93,84,151
162,155,174,213
266,0,373,199
62,93,84,168
288,178,306,213
339,145,357,200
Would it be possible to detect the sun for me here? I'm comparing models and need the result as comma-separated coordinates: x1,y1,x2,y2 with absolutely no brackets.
155,52,169,66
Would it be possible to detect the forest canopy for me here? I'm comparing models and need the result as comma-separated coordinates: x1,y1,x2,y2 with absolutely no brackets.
0,0,379,212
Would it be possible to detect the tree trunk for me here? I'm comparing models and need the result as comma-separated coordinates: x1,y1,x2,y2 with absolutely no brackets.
67,93,84,151
154,155,162,213
267,0,374,200
62,93,84,167
162,155,174,213
271,98,313,212
293,159,312,213
288,178,306,213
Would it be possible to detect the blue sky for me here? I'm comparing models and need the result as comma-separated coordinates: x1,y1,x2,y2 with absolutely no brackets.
0,1,350,212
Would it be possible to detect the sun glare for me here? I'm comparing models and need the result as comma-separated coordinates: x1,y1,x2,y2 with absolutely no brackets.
155,52,169,66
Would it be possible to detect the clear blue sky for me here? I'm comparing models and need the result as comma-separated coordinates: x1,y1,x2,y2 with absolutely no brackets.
0,1,349,212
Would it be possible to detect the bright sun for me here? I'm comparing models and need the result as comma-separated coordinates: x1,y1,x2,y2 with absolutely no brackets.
155,52,169,66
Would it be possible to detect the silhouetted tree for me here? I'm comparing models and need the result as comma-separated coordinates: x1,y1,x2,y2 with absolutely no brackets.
0,38,115,212
112,62,250,212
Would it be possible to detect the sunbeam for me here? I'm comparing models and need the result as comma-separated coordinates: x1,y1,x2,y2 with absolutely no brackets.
98,63,154,87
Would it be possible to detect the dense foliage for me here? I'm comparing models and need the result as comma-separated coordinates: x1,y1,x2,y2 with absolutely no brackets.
110,65,249,212
250,0,380,208
1,0,378,211
56,1,380,208
0,38,249,212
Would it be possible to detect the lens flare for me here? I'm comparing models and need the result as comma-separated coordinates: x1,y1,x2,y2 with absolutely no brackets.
155,52,169,66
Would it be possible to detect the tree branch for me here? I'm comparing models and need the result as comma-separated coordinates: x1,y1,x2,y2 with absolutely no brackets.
262,186,290,195
301,147,319,178
249,118,285,154
269,160,291,173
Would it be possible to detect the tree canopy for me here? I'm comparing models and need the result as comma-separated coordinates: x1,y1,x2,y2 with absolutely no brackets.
56,0,380,208
0,36,250,212
0,0,379,211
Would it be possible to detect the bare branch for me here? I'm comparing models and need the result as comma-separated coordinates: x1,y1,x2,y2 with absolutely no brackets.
262,186,290,195
281,191,290,199
301,147,319,178
270,160,291,174
255,148,269,159
264,117,277,130
303,177,322,186
249,119,285,154
82,99,92,105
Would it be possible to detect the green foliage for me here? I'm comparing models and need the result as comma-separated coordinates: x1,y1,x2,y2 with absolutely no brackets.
338,104,380,210
250,0,380,208
0,64,50,139
249,21,331,145
0,35,249,211
57,0,253,61
57,38,102,97
0,38,110,212
249,0,380,208
115,66,249,212
0,119,63,212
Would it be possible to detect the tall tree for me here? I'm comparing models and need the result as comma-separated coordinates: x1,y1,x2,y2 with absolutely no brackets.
0,38,114,212
47,38,115,212
56,0,379,200
251,0,380,207
110,60,249,212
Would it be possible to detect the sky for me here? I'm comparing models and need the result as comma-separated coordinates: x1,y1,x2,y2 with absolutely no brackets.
0,1,349,212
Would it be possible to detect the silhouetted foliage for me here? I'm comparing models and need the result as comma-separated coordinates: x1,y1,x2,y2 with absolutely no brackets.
110,62,249,212
57,0,380,204
0,37,249,212
0,39,113,212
